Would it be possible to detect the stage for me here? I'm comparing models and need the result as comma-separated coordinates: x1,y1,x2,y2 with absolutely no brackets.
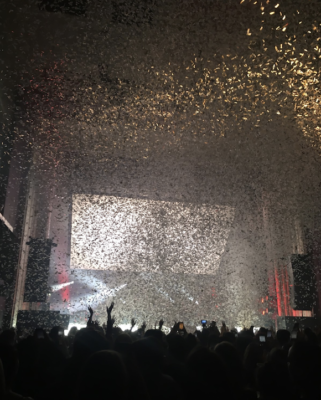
44,157,280,328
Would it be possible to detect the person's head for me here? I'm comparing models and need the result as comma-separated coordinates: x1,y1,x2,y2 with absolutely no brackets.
33,328,46,340
185,333,198,356
114,333,132,355
72,328,110,361
257,361,291,399
49,326,64,344
239,327,254,338
111,326,123,338
131,337,163,371
166,333,186,361
68,326,78,337
243,341,264,371
0,344,19,390
77,350,127,400
242,326,255,338
266,347,287,365
144,329,163,341
255,327,267,340
288,341,321,397
207,332,220,350
145,329,167,354
234,336,253,359
214,341,243,377
186,347,232,398
276,329,290,347
304,327,318,345
220,331,236,344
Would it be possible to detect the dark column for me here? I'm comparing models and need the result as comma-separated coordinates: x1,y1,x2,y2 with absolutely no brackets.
0,219,19,329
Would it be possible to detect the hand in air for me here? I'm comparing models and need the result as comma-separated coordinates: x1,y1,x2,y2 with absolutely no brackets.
88,306,94,316
141,321,147,331
220,323,229,335
171,321,179,334
106,301,114,315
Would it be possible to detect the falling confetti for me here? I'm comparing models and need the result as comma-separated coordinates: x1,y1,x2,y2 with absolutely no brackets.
1,0,321,329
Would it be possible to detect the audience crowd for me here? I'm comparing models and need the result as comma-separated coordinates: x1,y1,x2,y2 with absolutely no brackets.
0,303,321,400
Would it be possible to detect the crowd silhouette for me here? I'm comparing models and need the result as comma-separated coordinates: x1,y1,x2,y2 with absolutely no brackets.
0,302,321,400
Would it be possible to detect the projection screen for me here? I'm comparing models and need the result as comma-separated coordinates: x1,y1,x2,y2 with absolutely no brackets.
71,194,235,274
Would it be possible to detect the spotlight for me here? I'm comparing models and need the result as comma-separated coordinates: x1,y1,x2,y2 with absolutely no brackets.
51,281,74,292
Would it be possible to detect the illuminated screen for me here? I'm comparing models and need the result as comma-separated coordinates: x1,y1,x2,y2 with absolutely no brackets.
71,194,234,274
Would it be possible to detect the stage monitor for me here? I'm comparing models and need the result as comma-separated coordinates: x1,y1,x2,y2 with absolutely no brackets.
71,194,234,274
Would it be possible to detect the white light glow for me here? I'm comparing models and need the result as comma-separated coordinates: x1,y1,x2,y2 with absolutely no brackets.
118,324,138,332
0,212,13,232
71,195,234,274
51,281,74,292
64,322,86,335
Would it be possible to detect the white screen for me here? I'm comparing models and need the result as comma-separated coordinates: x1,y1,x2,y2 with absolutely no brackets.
71,194,234,274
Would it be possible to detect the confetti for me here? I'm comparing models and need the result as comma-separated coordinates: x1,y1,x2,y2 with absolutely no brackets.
0,0,320,329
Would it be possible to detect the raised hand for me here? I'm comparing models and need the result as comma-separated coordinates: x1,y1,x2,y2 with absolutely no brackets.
130,318,136,331
106,304,115,339
158,319,164,330
141,321,146,332
87,306,94,327
170,321,179,334
106,301,114,316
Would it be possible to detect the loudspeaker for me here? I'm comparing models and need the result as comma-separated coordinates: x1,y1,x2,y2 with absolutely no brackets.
0,218,19,328
291,254,316,310
277,316,321,331
17,310,70,330
24,238,56,303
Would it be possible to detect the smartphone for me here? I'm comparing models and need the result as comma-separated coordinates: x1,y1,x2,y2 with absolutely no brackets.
178,322,184,330
291,331,297,339
201,319,207,324
267,330,272,338
259,336,266,342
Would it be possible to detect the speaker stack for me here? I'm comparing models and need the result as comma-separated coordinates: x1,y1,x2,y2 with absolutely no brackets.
18,238,69,331
277,254,321,331
291,254,316,311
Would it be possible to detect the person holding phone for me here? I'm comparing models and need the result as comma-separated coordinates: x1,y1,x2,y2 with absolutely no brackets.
209,321,220,336
178,322,187,336
201,320,207,329
170,321,186,335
